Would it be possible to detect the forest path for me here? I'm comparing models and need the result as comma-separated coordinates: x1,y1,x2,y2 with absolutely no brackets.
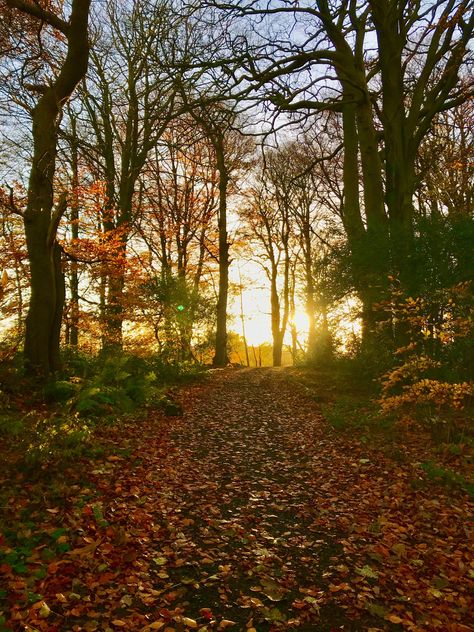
87,366,470,631
6,368,472,631
138,366,373,631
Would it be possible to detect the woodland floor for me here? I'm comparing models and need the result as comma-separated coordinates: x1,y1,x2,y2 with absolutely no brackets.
0,368,473,632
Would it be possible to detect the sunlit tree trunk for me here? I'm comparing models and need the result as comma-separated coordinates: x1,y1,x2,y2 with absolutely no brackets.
270,264,283,367
340,101,375,344
288,263,298,364
270,241,290,367
302,226,317,359
238,269,250,367
68,114,80,347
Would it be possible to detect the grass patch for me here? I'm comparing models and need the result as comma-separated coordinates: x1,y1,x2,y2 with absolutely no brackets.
420,461,474,496
320,399,387,432
286,364,396,439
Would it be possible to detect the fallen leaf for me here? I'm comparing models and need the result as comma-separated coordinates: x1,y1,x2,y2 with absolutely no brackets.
357,565,379,579
38,603,51,618
153,556,167,565
218,620,236,629
250,597,264,607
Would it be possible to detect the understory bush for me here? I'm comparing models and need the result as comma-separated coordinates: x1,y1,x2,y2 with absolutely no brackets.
0,351,205,470
0,410,95,469
379,283,473,423
48,351,206,418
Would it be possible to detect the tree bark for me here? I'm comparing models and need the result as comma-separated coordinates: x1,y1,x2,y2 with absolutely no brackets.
15,0,91,374
302,224,317,359
270,264,282,367
69,114,80,347
213,137,230,367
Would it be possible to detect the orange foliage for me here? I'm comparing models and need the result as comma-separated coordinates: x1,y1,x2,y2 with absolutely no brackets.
380,282,473,414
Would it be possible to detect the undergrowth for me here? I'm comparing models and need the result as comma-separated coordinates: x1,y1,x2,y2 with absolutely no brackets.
287,361,473,497
0,351,205,472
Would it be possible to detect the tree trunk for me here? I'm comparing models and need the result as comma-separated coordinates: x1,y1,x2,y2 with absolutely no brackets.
50,242,66,369
69,115,80,347
104,258,126,351
270,266,283,367
289,292,298,364
24,212,60,373
102,182,134,352
369,0,415,282
340,99,390,345
318,297,332,359
13,0,91,374
303,234,317,359
238,270,250,367
213,139,229,367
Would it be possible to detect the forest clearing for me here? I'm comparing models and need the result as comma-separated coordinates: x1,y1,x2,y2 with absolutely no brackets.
0,368,472,631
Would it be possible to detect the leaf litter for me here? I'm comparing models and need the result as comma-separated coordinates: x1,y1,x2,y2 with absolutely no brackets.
0,368,472,631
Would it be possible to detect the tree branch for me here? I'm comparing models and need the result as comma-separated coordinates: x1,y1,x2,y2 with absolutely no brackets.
5,0,69,34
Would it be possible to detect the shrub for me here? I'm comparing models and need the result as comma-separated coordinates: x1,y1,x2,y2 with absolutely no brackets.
43,380,79,403
379,283,473,419
70,353,157,417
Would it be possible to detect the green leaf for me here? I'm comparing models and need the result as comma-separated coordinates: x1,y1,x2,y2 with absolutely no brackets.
153,556,167,566
263,607,286,622
432,577,449,589
51,528,67,541
357,565,379,579
366,602,387,618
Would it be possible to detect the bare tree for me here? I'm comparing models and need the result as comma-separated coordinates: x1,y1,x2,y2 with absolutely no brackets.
188,0,474,312
71,0,184,349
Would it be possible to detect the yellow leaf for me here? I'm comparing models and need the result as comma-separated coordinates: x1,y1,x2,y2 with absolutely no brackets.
386,614,403,624
149,623,165,630
112,620,127,627
218,621,236,630
182,618,198,629
38,603,51,619
250,597,264,607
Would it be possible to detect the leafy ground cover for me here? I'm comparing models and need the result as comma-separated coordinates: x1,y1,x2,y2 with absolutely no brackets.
0,368,472,631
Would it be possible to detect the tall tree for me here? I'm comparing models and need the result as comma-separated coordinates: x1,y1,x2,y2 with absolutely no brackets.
76,0,180,349
136,115,220,360
4,0,91,374
183,97,252,366
192,0,473,325
243,168,293,367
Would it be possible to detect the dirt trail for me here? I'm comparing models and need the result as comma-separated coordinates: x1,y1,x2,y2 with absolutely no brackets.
4,368,473,631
